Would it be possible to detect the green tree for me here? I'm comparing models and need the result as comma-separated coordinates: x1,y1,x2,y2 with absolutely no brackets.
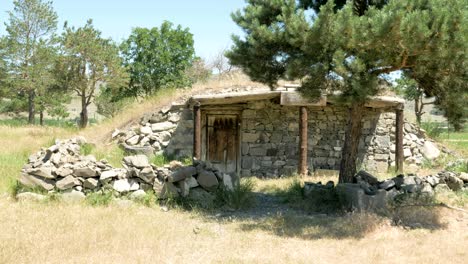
3,0,58,124
394,74,435,126
60,20,128,128
120,21,195,97
227,0,467,182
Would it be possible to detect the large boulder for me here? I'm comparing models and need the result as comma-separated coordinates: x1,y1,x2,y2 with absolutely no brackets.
61,190,86,203
447,175,463,191
422,141,441,160
336,183,390,213
197,170,219,191
355,170,379,186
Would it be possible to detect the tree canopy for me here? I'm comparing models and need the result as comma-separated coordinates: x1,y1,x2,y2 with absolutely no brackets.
3,0,59,124
120,21,196,97
60,19,128,128
228,0,467,181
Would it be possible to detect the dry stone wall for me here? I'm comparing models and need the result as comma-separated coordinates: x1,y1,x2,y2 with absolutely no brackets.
116,99,437,177
18,137,234,204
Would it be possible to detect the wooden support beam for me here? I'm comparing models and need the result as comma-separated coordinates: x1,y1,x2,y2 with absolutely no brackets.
299,106,308,176
395,108,404,173
193,102,201,162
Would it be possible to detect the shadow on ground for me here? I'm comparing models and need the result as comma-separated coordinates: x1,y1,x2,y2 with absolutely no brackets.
200,192,448,240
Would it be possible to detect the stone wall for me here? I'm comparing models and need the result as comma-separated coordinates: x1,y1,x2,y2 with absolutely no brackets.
116,98,434,177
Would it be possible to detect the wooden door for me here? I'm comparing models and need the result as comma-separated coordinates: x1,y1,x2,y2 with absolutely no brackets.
206,115,239,175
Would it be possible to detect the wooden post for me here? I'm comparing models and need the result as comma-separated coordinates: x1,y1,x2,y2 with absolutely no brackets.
395,107,404,173
299,106,308,176
193,101,201,162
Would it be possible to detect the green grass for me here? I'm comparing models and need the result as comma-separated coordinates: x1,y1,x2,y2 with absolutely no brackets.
0,152,30,194
0,117,80,129
151,154,192,167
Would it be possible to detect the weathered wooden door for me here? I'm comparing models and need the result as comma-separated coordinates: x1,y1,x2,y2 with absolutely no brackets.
206,115,239,175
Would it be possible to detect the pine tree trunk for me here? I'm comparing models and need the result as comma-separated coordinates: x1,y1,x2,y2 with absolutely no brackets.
339,103,365,183
79,94,88,129
39,111,44,126
28,90,35,125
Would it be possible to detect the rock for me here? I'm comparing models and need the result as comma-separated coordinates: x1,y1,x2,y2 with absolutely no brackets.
393,175,405,189
187,187,215,209
16,192,47,202
61,190,86,203
197,170,219,191
336,183,390,213
140,126,153,135
123,155,150,169
74,167,98,178
185,176,199,188
403,176,417,186
122,144,155,156
177,180,190,197
100,169,119,180
83,178,99,189
355,170,379,186
425,175,440,187
137,167,156,184
420,183,434,196
129,190,146,200
447,175,463,191
169,160,184,170
167,166,197,183
27,167,55,179
422,141,440,160
113,179,131,193
379,179,395,190
151,121,176,132
401,184,422,193
19,174,55,191
56,176,80,190
403,148,412,158
458,172,468,183
222,174,234,191
126,135,140,145
434,184,451,193
158,182,180,199
56,166,73,177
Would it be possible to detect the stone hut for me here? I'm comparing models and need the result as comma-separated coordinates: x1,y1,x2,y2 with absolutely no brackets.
118,86,426,179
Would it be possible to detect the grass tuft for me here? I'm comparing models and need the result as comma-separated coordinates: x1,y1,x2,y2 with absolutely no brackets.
215,177,256,210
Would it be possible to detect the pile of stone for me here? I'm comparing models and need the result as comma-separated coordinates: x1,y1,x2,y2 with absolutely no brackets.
305,170,468,212
18,137,235,203
112,106,181,156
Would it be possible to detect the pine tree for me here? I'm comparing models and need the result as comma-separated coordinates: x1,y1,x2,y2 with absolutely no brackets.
4,0,58,124
227,0,467,182
60,20,128,128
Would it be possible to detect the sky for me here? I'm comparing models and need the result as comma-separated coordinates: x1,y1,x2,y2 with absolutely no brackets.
0,0,247,60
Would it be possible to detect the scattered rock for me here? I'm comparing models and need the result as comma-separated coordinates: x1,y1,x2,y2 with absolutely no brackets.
83,178,99,189
167,166,197,183
123,155,150,169
447,175,463,191
129,190,147,200
61,190,86,203
422,141,441,160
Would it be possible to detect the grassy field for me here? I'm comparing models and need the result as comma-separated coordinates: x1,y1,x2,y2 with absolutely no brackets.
0,76,467,263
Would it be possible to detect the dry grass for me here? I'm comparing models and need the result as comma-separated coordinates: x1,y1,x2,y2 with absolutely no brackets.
0,197,466,264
